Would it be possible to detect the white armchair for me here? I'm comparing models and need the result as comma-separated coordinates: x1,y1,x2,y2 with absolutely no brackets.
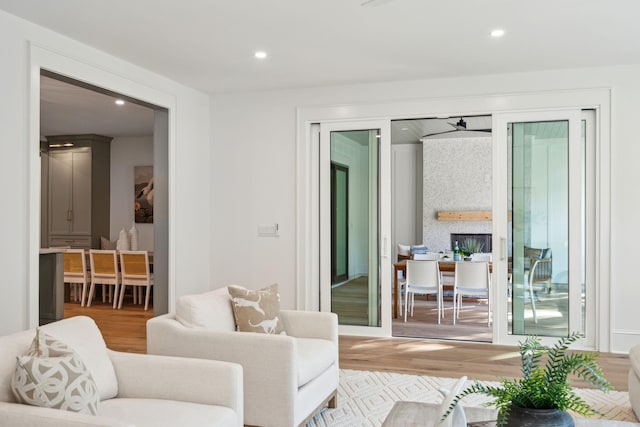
147,287,339,427
0,316,243,427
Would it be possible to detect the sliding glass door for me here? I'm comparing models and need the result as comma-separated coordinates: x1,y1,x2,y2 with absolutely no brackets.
494,110,593,346
320,121,391,335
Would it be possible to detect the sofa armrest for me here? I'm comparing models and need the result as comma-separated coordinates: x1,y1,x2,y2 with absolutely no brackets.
148,315,297,367
108,350,243,427
279,310,338,344
147,315,297,396
0,402,132,427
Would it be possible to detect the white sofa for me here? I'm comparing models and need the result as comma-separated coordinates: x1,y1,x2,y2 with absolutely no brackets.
147,287,339,427
0,316,243,427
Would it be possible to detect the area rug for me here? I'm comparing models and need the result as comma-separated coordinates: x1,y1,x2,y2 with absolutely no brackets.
307,369,637,426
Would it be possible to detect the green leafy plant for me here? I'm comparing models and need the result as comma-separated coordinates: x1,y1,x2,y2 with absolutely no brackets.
460,238,484,257
441,333,612,426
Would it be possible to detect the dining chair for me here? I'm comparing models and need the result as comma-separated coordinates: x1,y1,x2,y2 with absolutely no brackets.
453,261,491,326
404,260,443,323
62,249,89,306
471,253,492,262
412,252,441,261
88,249,120,308
118,250,153,310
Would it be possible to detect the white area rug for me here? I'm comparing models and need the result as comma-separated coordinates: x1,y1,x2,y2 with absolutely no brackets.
307,369,638,427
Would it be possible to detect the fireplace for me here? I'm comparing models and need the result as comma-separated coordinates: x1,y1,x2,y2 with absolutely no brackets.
450,233,492,253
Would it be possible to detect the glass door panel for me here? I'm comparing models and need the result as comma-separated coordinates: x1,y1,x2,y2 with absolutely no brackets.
509,120,569,336
320,121,391,335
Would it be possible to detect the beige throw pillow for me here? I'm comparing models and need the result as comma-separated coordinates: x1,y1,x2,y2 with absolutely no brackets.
11,328,99,415
227,284,286,335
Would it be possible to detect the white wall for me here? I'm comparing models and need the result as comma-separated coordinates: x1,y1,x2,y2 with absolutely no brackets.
210,64,640,352
0,10,211,335
110,136,154,251
392,144,422,259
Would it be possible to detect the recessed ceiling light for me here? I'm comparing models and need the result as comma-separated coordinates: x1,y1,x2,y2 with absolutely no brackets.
254,51,268,59
115,99,125,105
401,127,409,131
490,29,505,38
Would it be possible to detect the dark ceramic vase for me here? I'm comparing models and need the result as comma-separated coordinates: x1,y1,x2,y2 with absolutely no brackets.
505,405,574,427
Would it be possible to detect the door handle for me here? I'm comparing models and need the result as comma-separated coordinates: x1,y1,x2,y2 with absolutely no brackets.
382,236,388,258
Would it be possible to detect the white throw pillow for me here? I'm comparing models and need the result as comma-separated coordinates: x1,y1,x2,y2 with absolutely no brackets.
11,329,99,415
176,287,237,331
397,244,411,256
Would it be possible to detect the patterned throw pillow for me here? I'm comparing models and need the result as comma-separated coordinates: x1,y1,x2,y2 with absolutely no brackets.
227,284,286,335
11,328,99,415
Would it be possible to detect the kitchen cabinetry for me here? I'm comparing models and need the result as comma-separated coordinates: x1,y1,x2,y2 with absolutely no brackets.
45,134,112,249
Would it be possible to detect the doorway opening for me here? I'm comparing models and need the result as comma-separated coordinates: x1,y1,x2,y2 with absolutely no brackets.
391,115,494,342
39,70,169,347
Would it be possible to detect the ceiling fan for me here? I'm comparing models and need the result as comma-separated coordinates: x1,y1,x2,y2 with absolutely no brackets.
422,117,492,139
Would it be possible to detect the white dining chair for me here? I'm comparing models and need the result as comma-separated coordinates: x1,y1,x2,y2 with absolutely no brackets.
62,249,89,306
118,250,153,310
471,253,492,262
453,261,491,326
413,252,441,261
88,249,120,308
404,260,443,323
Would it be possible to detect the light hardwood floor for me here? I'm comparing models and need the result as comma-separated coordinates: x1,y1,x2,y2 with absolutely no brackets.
65,302,631,392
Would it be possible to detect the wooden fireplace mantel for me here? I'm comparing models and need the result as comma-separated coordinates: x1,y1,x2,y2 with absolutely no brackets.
437,211,512,221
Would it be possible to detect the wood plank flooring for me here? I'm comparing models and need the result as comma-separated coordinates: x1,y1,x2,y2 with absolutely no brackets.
64,301,152,354
65,302,631,392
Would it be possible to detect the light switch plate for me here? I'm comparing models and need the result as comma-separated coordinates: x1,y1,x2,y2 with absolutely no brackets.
258,223,279,237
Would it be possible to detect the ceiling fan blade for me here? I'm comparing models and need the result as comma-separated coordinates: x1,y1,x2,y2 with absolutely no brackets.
421,129,458,138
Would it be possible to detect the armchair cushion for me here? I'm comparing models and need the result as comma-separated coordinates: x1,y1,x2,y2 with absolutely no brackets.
12,329,99,415
100,399,238,427
296,338,337,387
227,284,285,335
176,287,236,332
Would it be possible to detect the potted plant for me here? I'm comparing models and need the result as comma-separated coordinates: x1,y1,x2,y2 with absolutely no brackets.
442,332,612,426
460,238,484,258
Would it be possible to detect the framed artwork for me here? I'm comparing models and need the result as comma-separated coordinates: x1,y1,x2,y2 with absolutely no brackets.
134,166,154,223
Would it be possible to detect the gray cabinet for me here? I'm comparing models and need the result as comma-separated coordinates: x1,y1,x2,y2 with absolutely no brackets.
46,134,112,249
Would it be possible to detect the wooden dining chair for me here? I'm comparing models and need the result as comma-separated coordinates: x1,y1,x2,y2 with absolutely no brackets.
62,249,89,306
118,250,153,310
88,249,120,308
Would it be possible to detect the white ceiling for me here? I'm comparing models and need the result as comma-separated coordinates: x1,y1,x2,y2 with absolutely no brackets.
1,0,639,95
11,1,639,138
41,76,154,138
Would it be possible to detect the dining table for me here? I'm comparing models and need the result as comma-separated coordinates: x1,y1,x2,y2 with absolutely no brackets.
392,258,493,319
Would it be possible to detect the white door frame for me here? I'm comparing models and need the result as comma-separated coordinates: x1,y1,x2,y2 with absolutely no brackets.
296,88,611,350
492,109,587,348
319,120,392,337
28,43,177,327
